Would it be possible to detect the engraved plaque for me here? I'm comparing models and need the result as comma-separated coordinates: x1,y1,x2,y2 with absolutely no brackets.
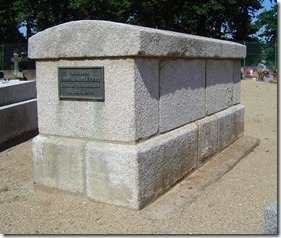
58,67,104,100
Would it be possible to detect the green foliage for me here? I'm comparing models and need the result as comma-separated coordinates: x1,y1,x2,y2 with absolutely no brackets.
0,0,25,43
255,0,277,43
254,0,277,66
0,0,274,44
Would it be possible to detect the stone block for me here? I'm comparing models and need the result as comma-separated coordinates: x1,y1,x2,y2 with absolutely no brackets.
0,99,38,146
196,115,218,165
0,80,36,106
217,104,244,151
264,203,277,234
233,60,241,105
159,59,205,132
86,123,198,209
85,142,139,209
137,123,198,206
206,60,233,115
36,59,159,142
134,59,159,140
32,135,85,194
29,21,246,59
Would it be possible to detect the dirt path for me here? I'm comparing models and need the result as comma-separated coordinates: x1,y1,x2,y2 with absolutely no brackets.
0,79,277,234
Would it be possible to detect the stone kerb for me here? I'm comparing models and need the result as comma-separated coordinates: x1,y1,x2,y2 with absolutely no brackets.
29,20,246,209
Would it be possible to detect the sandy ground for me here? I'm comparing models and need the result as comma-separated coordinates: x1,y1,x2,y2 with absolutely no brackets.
0,79,277,234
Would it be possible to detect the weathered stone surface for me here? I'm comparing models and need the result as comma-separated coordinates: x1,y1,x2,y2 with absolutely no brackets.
216,104,244,151
86,142,139,209
32,135,85,194
264,203,277,234
0,80,36,106
137,123,198,207
29,20,246,210
159,59,205,132
233,60,241,105
36,59,159,142
86,123,198,209
134,59,159,140
145,135,260,219
28,20,246,60
0,99,38,147
206,60,233,115
196,115,218,165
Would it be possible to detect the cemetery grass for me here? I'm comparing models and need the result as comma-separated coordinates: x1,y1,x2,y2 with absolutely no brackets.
0,79,277,234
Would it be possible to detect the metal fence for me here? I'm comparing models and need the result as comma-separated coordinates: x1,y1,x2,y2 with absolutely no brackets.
237,41,277,67
0,41,277,70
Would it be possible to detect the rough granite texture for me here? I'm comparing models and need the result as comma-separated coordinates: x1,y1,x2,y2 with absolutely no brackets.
0,99,38,146
159,59,205,132
264,203,277,234
83,123,197,209
31,105,244,209
217,104,244,151
0,80,36,107
196,115,218,165
32,135,85,194
36,59,159,142
233,60,241,105
206,60,233,115
29,20,246,209
28,20,246,59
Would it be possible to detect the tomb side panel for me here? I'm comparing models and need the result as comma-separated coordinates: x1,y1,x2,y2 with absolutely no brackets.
206,60,233,115
134,58,159,140
159,59,205,133
137,123,198,207
217,104,244,151
36,59,138,142
195,115,219,166
233,60,241,105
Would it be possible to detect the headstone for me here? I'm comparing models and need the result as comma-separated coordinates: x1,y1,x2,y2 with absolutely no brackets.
28,20,246,209
11,52,24,79
258,63,266,70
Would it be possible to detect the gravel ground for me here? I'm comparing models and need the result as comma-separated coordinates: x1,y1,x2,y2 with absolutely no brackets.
0,79,277,234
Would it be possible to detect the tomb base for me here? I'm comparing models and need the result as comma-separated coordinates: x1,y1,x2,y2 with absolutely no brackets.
32,104,244,209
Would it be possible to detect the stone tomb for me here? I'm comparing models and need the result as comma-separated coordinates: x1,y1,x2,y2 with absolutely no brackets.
29,20,246,209
0,79,38,150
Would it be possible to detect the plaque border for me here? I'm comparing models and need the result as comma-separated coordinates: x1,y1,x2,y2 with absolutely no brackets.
58,66,104,101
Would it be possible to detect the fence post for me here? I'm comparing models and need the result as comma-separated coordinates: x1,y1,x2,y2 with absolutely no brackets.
1,44,3,70
275,42,277,67
243,41,246,67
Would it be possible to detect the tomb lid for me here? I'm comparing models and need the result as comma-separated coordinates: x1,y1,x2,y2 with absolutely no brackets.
28,20,246,59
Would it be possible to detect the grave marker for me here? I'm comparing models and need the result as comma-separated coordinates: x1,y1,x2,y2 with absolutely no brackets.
11,52,22,76
29,20,246,209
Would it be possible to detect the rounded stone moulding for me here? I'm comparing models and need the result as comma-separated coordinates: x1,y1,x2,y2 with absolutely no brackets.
28,20,246,60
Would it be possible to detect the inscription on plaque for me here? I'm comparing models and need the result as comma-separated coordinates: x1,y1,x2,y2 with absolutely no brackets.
58,67,104,100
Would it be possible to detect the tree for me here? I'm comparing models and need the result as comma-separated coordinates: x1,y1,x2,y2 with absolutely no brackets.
0,0,25,43
254,0,277,66
1,0,267,42
127,0,263,40
255,0,277,43
13,0,37,40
